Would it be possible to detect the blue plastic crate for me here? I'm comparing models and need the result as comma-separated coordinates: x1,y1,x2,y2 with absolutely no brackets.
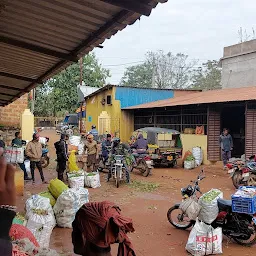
232,186,256,214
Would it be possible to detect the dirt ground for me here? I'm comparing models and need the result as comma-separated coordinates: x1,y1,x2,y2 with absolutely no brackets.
17,129,256,256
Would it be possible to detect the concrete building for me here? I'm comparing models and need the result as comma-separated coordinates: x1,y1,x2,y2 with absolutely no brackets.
220,39,256,88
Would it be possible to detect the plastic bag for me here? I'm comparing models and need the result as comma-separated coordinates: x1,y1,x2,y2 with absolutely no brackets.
179,198,201,220
198,189,223,224
39,191,56,207
69,136,81,147
25,195,56,248
184,160,195,170
84,171,101,188
4,147,24,163
68,151,80,171
68,171,85,189
48,178,68,199
24,160,31,176
53,188,89,228
186,218,222,255
192,147,203,166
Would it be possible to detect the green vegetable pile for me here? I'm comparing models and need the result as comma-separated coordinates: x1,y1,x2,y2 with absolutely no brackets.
185,155,195,161
86,172,97,177
201,190,221,202
32,208,48,215
129,180,159,192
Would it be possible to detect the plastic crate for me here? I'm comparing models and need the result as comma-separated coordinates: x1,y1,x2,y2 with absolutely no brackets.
232,186,256,214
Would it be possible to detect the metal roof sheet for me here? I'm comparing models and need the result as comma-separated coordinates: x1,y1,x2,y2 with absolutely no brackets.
124,86,256,109
0,0,167,106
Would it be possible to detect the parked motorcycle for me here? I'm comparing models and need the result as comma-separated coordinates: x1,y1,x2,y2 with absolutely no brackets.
111,155,126,188
131,152,153,177
229,161,256,188
167,170,256,246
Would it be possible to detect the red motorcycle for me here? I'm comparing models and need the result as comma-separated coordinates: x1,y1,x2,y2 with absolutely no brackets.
131,151,153,177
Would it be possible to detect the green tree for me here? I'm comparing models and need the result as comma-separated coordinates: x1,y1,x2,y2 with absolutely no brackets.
33,53,110,116
121,51,196,89
190,60,221,90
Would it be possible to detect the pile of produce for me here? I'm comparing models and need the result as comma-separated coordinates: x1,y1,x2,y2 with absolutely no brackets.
200,190,221,202
185,155,195,161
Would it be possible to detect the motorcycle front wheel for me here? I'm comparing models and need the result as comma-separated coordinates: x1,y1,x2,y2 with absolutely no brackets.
167,205,194,230
115,166,121,188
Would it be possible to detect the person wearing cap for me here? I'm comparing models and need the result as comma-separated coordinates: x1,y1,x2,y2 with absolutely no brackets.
84,134,98,172
25,133,47,184
89,125,98,142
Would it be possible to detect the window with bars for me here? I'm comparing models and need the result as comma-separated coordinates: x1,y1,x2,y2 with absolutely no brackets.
134,106,208,133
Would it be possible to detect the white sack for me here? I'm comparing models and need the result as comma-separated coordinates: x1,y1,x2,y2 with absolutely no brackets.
25,195,56,248
186,218,223,255
5,147,24,163
67,171,85,189
78,142,84,155
179,198,201,220
198,189,223,224
184,160,195,170
69,136,81,147
53,188,89,228
192,147,203,166
24,160,31,176
84,171,101,188
39,137,47,145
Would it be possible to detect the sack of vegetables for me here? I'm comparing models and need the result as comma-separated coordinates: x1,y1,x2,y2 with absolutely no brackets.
198,189,223,224
184,155,195,170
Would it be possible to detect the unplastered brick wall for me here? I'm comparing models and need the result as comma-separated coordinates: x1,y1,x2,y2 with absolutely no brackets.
0,94,28,127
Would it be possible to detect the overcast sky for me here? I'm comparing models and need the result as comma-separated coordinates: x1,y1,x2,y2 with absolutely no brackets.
93,0,256,84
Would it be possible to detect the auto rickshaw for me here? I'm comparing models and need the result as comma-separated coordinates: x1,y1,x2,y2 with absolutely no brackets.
131,127,182,167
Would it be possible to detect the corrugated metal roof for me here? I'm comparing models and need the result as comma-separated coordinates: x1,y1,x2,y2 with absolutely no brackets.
0,0,167,106
124,86,256,109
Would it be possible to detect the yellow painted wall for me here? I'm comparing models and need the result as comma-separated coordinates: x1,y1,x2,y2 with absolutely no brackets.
86,88,134,142
86,87,121,137
180,134,210,165
120,110,134,142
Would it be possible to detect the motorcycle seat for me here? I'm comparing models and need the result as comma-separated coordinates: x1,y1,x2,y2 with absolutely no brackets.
217,198,232,210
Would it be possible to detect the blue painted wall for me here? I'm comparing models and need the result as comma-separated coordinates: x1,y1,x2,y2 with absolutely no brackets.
115,87,174,108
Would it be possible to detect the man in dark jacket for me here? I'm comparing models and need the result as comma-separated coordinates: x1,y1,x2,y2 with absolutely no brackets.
219,128,233,166
132,134,148,153
55,133,69,181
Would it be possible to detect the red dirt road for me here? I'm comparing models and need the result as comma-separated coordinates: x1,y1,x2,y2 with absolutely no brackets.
17,130,256,256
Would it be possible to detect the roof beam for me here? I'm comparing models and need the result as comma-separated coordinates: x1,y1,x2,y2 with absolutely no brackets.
0,84,24,91
0,72,37,83
98,0,152,16
0,36,79,62
0,92,15,97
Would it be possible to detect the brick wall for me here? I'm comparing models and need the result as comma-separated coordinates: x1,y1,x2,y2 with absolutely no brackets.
0,94,28,127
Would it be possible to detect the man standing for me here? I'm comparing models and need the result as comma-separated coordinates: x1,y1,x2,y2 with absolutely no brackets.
25,133,46,184
219,128,233,167
55,133,69,181
12,131,31,180
84,134,98,172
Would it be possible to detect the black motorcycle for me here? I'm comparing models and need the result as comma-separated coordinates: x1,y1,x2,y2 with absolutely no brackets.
167,170,256,246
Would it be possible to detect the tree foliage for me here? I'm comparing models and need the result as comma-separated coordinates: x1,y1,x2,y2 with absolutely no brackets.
121,51,197,89
33,53,110,117
190,60,221,90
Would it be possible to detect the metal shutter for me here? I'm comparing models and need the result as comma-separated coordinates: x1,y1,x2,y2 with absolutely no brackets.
207,107,221,161
245,106,256,158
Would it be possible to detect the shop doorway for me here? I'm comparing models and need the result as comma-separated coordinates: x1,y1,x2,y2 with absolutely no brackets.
221,106,245,158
